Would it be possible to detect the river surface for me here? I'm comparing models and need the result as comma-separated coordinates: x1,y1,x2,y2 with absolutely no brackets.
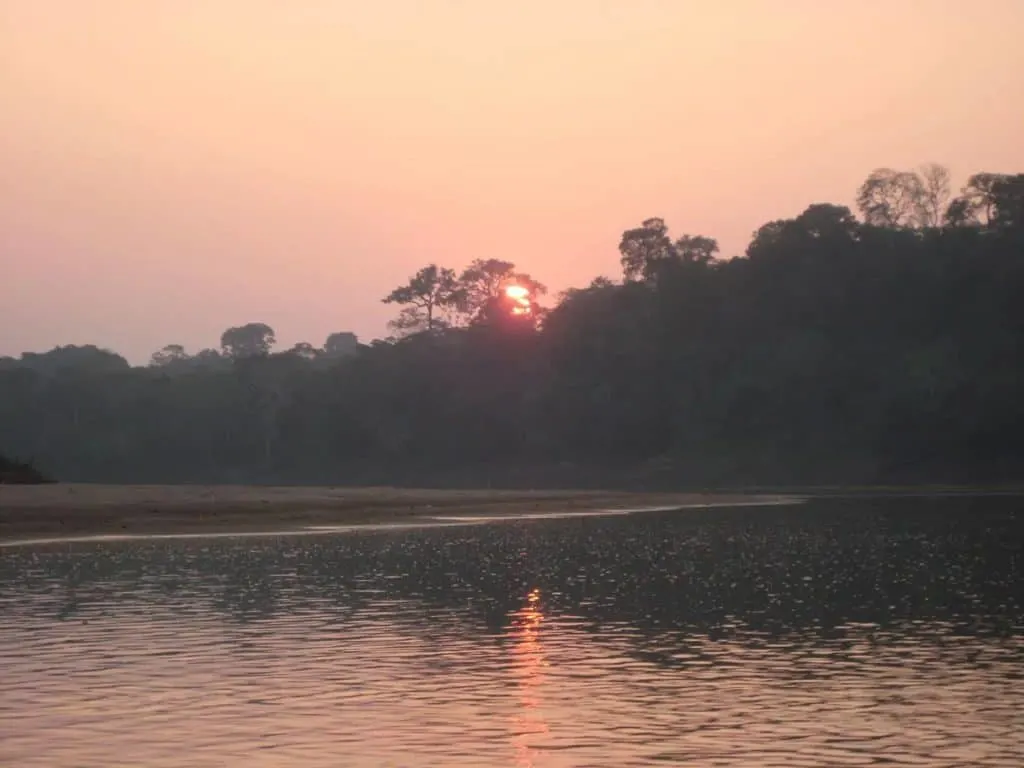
1,496,1021,767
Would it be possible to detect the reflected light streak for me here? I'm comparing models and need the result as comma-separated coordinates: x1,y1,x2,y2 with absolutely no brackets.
509,588,548,768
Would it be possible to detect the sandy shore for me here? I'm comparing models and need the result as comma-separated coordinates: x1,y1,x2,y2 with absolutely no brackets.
0,484,798,544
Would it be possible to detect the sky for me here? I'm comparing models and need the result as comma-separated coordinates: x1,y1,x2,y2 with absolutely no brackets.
2,1,1023,364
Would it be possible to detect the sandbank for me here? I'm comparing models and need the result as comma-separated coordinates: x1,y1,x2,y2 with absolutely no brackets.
0,484,799,546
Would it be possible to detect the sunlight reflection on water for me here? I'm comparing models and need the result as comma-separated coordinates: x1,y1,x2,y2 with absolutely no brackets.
0,497,1021,767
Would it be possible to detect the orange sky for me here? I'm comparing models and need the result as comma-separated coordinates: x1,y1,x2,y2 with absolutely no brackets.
2,0,1022,362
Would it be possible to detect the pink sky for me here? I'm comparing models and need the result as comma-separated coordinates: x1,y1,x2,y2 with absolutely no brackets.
2,0,1023,363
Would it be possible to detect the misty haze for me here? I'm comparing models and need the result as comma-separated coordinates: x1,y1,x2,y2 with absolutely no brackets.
1,2,1023,767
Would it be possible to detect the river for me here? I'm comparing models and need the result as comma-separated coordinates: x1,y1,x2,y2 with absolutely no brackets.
1,496,1021,766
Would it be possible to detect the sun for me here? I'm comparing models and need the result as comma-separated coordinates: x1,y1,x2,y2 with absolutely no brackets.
505,284,532,315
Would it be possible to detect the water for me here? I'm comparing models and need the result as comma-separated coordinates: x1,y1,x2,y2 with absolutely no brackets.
1,496,1021,767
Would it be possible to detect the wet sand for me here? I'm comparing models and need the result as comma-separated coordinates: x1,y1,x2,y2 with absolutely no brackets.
0,484,798,545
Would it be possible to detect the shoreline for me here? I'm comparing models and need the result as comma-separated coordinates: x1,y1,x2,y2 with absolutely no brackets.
0,484,800,546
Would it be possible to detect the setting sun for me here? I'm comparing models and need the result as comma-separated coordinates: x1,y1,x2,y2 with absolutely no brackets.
505,285,532,315
505,285,530,301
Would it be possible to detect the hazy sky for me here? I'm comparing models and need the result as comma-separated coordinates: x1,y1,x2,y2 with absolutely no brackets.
3,1,1023,363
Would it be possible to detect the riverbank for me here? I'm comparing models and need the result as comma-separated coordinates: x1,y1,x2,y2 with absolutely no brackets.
0,484,800,544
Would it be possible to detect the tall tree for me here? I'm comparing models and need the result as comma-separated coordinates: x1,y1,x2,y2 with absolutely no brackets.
382,264,461,334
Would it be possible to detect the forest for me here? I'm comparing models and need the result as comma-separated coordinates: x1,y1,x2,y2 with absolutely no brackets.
2,165,1023,488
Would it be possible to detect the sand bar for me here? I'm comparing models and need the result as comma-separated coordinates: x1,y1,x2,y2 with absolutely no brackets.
0,484,800,545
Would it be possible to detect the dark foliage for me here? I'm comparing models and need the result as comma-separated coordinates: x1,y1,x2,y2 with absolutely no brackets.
0,454,53,484
2,167,1022,488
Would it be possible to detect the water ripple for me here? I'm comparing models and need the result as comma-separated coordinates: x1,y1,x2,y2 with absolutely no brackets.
0,496,1021,766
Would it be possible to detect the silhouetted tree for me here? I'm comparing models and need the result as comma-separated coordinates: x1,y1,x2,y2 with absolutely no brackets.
619,217,675,281
383,265,461,335
18,345,129,376
150,344,189,367
917,163,952,227
221,323,276,358
324,332,358,358
856,164,950,228
619,218,719,282
457,259,547,324
673,234,719,264
284,342,320,361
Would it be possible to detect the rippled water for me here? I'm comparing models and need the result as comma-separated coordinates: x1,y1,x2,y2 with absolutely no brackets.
1,496,1022,767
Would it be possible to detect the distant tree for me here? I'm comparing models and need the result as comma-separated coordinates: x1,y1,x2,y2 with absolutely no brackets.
456,259,547,323
947,172,1024,230
856,164,951,228
990,174,1024,231
620,219,718,281
221,323,276,358
149,344,189,367
948,172,1003,227
387,306,447,338
382,265,461,334
284,342,320,361
746,219,790,261
19,345,129,375
944,198,973,228
747,204,860,263
794,203,860,240
857,168,926,228
673,234,719,264
619,217,675,281
193,348,224,367
917,163,952,228
324,332,358,357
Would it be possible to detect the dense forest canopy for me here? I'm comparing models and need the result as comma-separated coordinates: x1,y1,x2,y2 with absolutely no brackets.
2,166,1023,488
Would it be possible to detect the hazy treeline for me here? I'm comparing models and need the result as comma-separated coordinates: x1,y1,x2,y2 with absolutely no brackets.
2,165,1023,487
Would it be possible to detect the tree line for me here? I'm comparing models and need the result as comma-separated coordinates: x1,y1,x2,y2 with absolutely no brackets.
2,165,1022,487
